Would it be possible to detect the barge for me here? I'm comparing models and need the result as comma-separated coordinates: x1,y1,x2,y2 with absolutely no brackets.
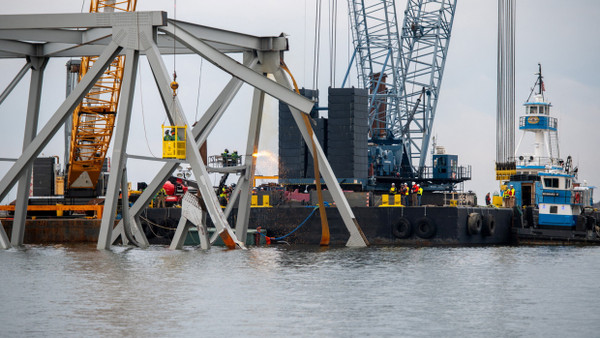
1,203,514,247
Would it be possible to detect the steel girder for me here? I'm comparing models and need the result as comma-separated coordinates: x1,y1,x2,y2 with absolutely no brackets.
0,11,366,249
0,12,288,58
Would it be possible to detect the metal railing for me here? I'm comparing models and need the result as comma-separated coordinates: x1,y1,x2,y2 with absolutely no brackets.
418,165,472,181
208,155,242,168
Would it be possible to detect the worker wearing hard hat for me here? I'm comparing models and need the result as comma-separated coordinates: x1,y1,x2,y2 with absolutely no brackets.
502,186,509,207
389,183,397,195
232,150,240,166
222,149,230,167
417,184,423,206
164,129,173,141
156,187,167,208
411,182,419,206
508,184,516,208
400,183,409,206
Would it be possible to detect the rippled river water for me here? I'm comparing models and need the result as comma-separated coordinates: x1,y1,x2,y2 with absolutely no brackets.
1,244,599,337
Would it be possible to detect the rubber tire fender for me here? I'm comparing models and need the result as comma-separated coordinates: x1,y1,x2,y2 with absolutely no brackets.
415,217,436,239
392,217,412,239
586,215,597,231
481,214,496,237
467,212,482,235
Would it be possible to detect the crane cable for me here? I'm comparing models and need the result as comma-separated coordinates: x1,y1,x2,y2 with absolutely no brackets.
329,0,337,87
138,69,158,158
311,0,322,100
281,60,330,246
170,0,179,99
194,59,204,122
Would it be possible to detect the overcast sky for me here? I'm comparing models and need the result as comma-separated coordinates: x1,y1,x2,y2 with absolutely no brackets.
0,0,599,204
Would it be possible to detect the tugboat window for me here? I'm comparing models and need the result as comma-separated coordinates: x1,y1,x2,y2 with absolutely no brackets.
543,178,559,188
550,206,558,214
529,106,537,114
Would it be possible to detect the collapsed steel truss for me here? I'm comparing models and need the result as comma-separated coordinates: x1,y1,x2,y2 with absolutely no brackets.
0,11,368,249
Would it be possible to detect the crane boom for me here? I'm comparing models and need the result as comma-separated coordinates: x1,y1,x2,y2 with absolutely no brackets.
397,0,457,174
348,0,457,177
66,0,137,191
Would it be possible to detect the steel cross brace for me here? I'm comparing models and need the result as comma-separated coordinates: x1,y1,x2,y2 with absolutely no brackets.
0,42,122,249
97,48,143,249
11,56,48,247
111,57,259,247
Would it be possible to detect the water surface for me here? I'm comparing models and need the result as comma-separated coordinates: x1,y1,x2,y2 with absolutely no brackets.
1,245,599,337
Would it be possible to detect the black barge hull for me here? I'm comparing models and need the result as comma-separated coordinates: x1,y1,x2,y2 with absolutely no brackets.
141,206,513,246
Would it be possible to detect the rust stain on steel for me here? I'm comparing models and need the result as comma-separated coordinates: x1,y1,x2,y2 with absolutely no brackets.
2,219,102,244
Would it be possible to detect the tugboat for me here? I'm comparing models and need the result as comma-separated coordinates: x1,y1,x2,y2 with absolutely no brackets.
506,64,599,244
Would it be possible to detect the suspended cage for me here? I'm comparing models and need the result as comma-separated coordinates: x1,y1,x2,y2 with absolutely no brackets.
162,125,187,159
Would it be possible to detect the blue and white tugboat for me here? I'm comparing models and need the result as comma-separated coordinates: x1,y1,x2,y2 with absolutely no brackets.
506,65,599,244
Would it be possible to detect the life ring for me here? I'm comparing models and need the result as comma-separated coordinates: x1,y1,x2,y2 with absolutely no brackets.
392,217,412,238
467,213,482,235
481,214,496,236
415,217,436,239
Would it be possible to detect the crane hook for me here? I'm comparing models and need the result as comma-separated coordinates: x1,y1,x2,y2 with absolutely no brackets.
171,71,179,96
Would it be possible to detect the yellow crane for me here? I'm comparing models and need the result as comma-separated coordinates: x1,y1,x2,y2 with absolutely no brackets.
67,0,137,191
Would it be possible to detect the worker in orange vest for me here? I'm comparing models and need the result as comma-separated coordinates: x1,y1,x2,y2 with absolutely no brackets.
411,182,419,206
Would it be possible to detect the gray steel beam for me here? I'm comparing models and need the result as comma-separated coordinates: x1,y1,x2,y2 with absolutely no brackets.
0,13,290,58
0,29,83,44
167,20,288,52
97,49,140,249
273,69,369,247
162,22,314,114
0,12,166,30
145,41,242,248
119,167,130,245
125,154,183,163
0,61,30,106
119,167,146,246
11,57,48,247
0,41,121,204
0,40,36,57
170,217,192,250
195,56,260,147
0,221,9,249
110,56,258,245
113,57,256,237
205,165,246,174
236,88,265,244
